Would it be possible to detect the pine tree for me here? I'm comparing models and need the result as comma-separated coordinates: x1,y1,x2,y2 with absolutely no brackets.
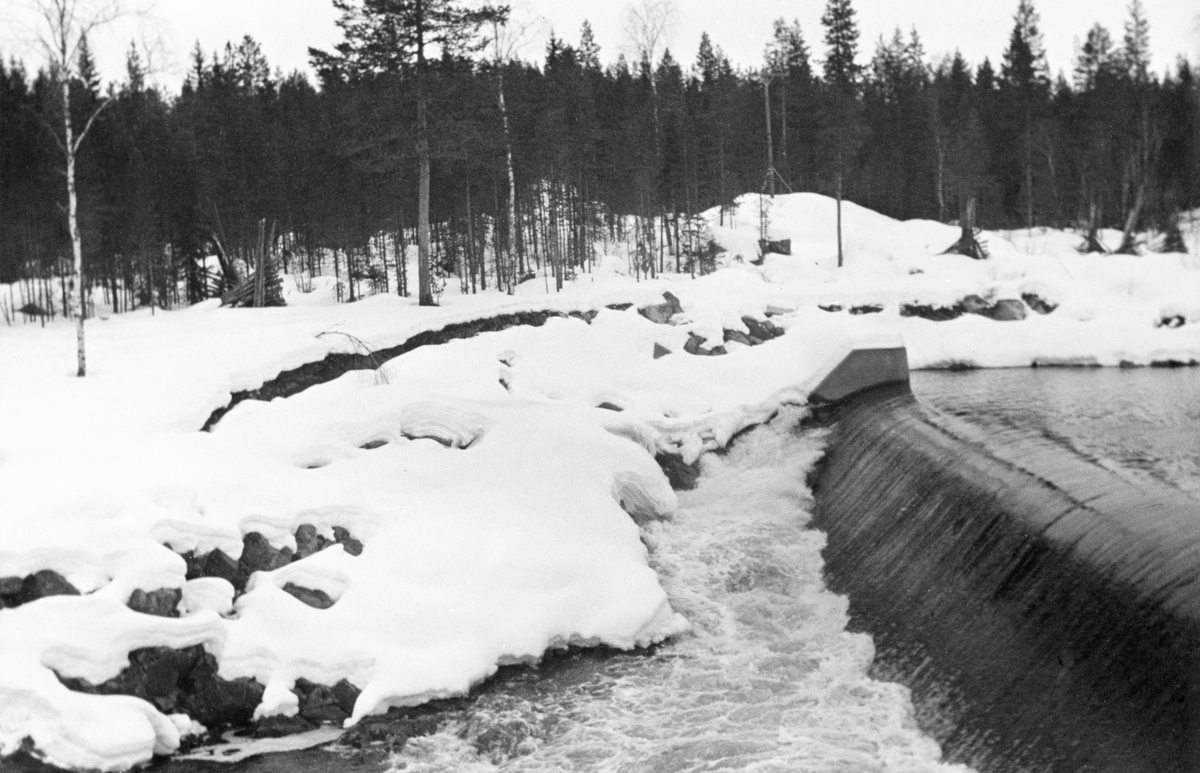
819,0,865,267
311,0,507,306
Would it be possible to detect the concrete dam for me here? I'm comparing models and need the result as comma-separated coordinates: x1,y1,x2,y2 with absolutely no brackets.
811,350,1200,772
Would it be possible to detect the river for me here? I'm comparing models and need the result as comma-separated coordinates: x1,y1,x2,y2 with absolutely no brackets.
910,366,1200,500
27,367,1200,773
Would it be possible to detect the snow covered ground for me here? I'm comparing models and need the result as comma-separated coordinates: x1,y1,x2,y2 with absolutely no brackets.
1,193,1197,771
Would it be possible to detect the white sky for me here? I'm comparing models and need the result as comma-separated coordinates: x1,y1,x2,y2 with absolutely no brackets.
1,0,1197,91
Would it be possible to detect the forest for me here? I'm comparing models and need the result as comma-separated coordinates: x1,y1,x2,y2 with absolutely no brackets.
0,0,1196,317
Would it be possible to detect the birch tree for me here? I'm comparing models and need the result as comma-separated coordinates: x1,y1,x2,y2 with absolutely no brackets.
34,0,122,376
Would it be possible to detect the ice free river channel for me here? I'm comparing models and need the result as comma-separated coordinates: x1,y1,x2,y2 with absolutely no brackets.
109,368,1200,773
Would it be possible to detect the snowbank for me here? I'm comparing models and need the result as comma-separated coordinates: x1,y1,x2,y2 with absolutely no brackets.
1,191,1197,770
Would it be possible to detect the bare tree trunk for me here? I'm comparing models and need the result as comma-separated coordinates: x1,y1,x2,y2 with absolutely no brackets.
63,77,85,376
1024,114,1034,231
836,169,844,268
498,68,518,294
416,14,434,306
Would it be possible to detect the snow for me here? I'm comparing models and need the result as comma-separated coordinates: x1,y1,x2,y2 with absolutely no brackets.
1,191,1197,771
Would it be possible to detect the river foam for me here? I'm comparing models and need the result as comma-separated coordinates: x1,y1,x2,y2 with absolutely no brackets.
377,408,969,773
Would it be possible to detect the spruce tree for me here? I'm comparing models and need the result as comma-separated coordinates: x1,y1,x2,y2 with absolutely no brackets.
1001,0,1050,229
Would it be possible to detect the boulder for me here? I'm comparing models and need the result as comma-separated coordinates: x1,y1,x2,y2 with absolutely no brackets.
295,678,351,725
203,549,245,590
1022,292,1058,315
900,303,964,322
58,645,265,730
723,329,752,347
254,714,318,738
638,292,683,325
764,305,795,317
282,583,336,609
818,304,844,313
960,294,992,314
985,299,1028,321
606,302,633,311
683,334,705,355
332,526,364,556
652,343,671,359
294,524,324,560
240,532,292,575
849,304,884,315
740,316,777,341
21,570,80,603
128,587,182,617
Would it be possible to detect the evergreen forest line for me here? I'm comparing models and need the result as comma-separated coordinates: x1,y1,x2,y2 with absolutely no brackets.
0,0,1197,318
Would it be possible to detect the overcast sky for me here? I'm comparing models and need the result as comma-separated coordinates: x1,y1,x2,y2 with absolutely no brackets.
2,0,1197,91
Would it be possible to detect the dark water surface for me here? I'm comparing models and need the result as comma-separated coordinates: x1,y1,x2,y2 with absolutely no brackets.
911,367,1200,499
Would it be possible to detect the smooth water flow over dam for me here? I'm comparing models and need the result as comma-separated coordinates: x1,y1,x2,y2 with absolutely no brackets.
813,368,1200,773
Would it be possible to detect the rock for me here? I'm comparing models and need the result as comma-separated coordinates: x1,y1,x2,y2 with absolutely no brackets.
254,714,318,738
741,316,775,341
596,402,624,412
180,654,265,728
977,299,1027,321
1,576,23,606
240,532,292,575
606,302,633,311
203,549,245,590
683,334,705,355
849,304,883,315
294,524,321,560
653,343,671,359
818,304,844,313
707,345,727,356
331,679,361,715
332,526,364,556
638,292,683,325
900,303,964,321
1157,315,1186,329
764,305,795,317
20,570,80,603
296,678,351,725
1022,292,1058,314
128,588,182,617
59,644,265,730
283,583,336,609
960,294,991,314
360,439,389,450
656,453,702,491
723,329,752,347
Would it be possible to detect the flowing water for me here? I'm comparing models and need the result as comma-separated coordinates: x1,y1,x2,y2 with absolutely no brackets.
69,368,1200,773
357,407,965,773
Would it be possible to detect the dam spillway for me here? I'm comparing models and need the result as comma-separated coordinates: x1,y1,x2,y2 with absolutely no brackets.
812,378,1200,773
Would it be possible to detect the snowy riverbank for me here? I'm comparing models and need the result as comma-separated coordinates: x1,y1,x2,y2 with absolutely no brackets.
1,192,1197,770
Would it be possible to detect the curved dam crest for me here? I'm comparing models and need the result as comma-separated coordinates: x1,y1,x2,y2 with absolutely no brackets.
812,371,1200,772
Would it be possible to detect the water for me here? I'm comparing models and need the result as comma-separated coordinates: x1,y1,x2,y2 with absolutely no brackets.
811,368,1200,772
363,407,963,772
910,367,1200,499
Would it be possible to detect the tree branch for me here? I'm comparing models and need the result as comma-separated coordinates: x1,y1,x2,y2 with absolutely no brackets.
72,95,112,153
